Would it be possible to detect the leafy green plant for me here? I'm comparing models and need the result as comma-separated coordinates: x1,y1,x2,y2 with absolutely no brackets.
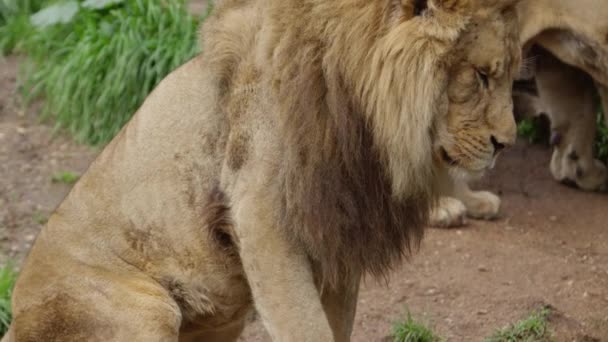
0,263,17,337
392,312,441,342
51,171,80,184
0,0,47,26
485,307,553,342
4,0,208,145
517,118,542,143
595,107,608,161
0,0,47,53
32,211,48,225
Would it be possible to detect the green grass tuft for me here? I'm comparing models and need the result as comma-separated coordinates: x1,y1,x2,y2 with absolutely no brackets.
21,0,205,145
596,108,608,161
0,0,46,53
485,307,553,342
32,211,48,225
517,118,545,144
51,171,80,184
0,263,17,337
392,312,441,342
2,0,209,145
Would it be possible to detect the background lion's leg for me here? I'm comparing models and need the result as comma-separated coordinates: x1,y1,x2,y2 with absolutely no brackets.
535,50,608,191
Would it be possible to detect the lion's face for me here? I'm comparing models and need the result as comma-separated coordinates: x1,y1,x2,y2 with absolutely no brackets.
435,10,521,176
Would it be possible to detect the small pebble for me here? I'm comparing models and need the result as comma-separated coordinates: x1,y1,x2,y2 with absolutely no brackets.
425,288,438,296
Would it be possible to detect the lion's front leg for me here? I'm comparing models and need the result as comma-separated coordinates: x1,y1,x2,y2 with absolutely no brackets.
429,196,468,228
234,195,334,342
430,170,500,228
318,272,360,342
452,178,501,220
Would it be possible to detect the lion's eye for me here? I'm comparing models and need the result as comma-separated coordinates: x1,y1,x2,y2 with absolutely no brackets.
477,70,489,88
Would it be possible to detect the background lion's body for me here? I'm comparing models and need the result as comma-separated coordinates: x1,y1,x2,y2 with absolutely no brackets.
516,0,608,191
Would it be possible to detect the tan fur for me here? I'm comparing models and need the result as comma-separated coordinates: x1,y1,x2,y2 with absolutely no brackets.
6,1,521,341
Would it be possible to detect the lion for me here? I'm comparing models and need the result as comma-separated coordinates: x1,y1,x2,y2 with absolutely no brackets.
432,0,608,227
4,0,522,341
513,47,608,191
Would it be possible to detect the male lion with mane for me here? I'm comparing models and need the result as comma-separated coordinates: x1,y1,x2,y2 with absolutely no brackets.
5,0,521,341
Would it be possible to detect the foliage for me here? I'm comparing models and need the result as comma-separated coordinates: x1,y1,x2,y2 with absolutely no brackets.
0,0,47,53
2,0,208,145
517,118,546,144
518,107,608,163
392,312,441,342
0,263,17,337
51,171,80,184
485,307,553,342
596,108,608,161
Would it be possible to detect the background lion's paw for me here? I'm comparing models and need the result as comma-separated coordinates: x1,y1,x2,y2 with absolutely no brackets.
429,196,467,228
462,191,501,220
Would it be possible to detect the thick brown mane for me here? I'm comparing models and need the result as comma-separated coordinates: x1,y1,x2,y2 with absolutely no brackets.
276,55,429,286
267,0,469,286
202,0,518,287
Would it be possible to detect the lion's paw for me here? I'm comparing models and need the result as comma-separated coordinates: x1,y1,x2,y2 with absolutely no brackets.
429,196,467,228
462,190,501,220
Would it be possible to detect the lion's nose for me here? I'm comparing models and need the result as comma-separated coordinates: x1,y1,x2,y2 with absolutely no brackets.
491,135,510,155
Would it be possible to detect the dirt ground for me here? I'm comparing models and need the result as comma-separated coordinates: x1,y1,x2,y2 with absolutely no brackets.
1,50,607,341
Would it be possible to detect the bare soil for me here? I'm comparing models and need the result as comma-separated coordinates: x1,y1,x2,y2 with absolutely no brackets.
1,52,607,341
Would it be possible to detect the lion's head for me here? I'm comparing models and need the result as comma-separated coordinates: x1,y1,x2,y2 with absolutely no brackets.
262,0,523,286
356,0,523,194
435,5,521,176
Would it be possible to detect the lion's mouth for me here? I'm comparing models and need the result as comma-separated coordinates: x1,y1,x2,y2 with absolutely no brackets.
440,147,458,166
